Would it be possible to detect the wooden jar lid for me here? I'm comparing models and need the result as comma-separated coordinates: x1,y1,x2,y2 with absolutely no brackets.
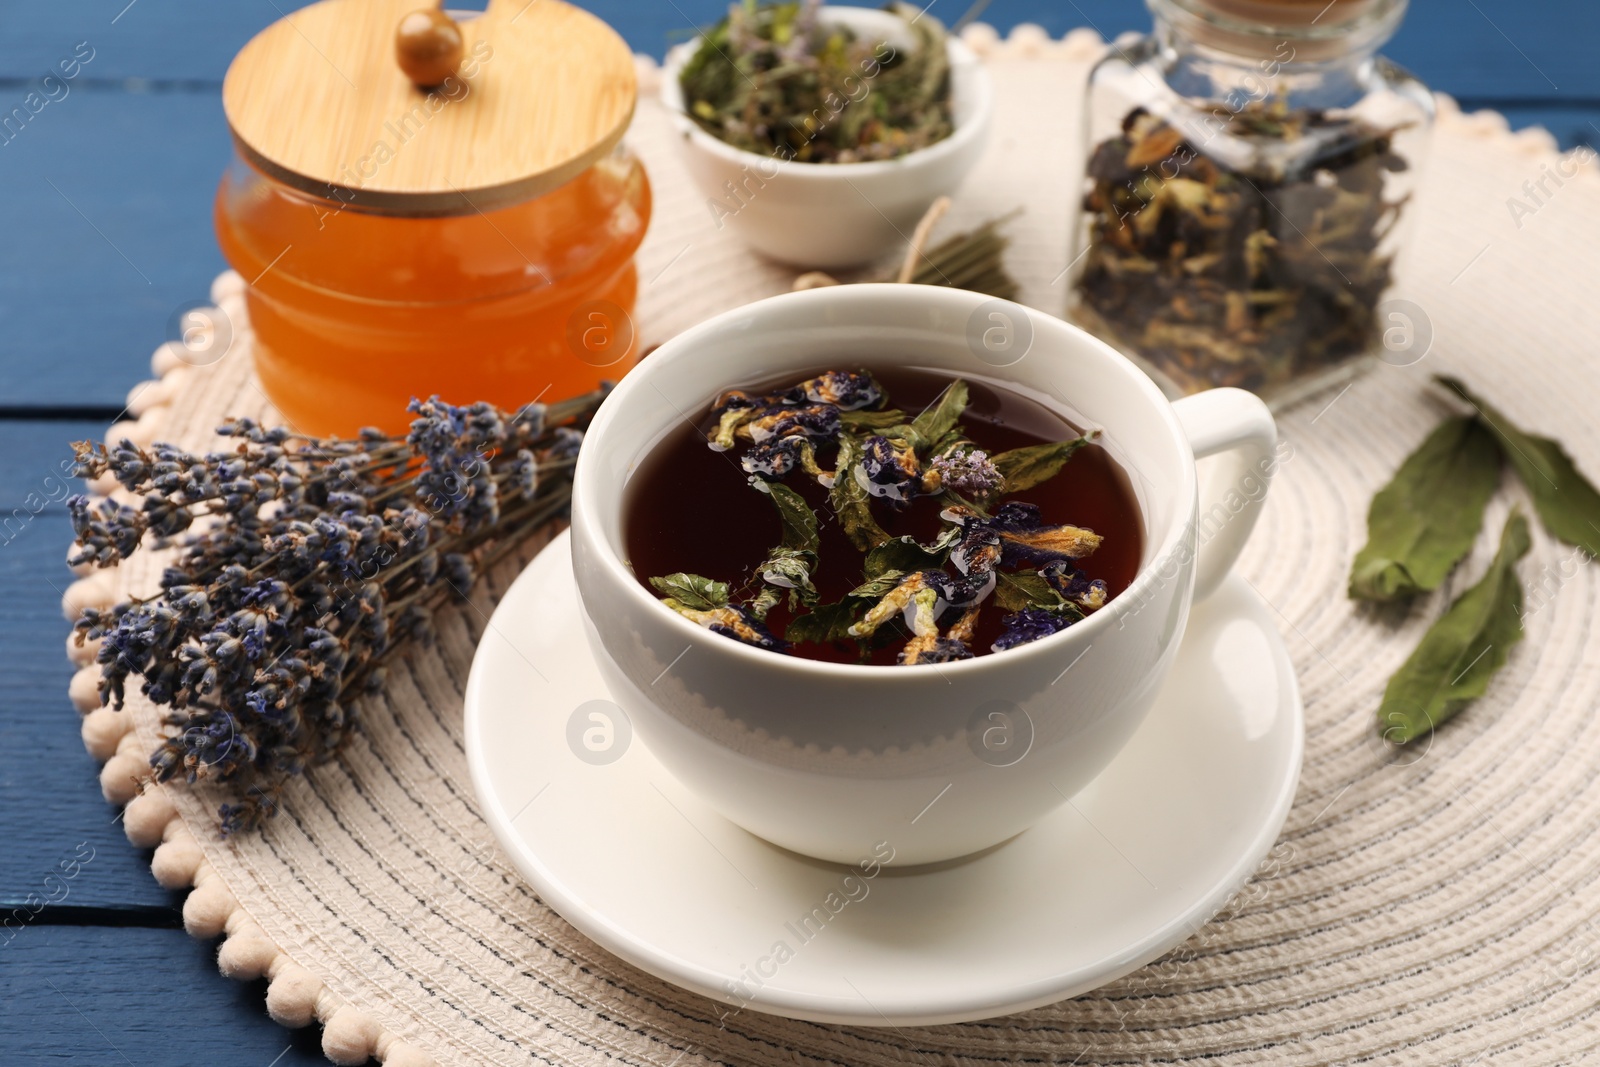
222,0,637,216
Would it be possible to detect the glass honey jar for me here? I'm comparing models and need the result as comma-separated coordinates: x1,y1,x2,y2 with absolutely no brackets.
215,0,651,436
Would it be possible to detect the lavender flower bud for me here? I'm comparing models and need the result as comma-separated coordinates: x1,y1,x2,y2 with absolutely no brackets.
511,449,538,496
546,426,584,462
442,552,475,591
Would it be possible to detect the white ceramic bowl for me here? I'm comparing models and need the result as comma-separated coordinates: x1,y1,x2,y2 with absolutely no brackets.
660,6,994,269
570,285,1278,866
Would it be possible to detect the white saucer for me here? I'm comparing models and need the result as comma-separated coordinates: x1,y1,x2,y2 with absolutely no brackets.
465,532,1303,1027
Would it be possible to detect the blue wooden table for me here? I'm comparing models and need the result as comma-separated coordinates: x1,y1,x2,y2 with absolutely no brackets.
1,2,1594,1063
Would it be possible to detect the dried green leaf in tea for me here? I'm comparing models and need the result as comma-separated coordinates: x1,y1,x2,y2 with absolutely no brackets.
991,435,1098,496
830,430,894,551
649,572,731,612
623,367,1142,666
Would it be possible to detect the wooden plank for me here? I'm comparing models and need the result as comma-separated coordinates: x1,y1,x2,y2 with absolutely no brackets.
0,421,181,912
0,0,305,84
0,925,331,1066
0,0,1595,98
0,89,229,409
0,418,85,507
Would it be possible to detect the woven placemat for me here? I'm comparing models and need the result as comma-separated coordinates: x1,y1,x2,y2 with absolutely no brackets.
62,25,1600,1067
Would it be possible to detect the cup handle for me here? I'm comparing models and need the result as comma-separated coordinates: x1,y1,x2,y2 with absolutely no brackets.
1171,388,1279,601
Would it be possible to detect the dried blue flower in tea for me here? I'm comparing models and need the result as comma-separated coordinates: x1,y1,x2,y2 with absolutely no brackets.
992,607,1082,653
802,369,884,410
626,367,1144,666
858,434,923,504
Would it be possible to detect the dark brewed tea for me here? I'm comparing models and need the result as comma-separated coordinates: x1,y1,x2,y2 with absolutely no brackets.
623,366,1144,666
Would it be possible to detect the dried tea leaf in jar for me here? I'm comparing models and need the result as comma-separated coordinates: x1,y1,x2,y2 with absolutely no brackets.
1066,0,1434,403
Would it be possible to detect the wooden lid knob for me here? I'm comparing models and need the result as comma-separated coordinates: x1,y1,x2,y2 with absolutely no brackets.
222,0,636,216
396,7,466,88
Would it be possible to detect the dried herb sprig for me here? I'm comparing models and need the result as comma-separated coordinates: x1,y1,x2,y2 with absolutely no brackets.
1438,377,1600,557
1379,511,1530,745
680,0,954,164
68,390,606,833
794,202,1022,303
1354,377,1600,742
1349,415,1500,602
649,369,1107,665
901,212,1021,302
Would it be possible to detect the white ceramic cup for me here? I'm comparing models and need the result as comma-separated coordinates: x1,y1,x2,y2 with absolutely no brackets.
570,285,1277,865
659,6,993,270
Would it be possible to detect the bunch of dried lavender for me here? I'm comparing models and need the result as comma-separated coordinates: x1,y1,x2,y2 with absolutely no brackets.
679,0,954,164
1075,104,1407,394
67,390,604,834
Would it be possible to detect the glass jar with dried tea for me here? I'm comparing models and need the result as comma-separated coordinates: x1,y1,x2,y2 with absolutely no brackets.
1067,0,1433,402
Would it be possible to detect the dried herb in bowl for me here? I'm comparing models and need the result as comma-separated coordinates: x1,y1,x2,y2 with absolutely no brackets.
1074,104,1410,396
678,0,955,164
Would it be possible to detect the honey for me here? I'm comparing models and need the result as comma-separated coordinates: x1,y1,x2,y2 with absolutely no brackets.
215,150,651,436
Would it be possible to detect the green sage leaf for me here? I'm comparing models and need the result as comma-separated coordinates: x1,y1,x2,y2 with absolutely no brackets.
785,599,862,646
909,380,969,452
991,433,1097,495
830,432,891,551
1348,416,1502,602
1378,510,1531,744
650,573,730,612
1440,376,1600,556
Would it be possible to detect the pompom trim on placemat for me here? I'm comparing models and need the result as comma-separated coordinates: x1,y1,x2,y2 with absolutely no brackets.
63,269,437,1066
